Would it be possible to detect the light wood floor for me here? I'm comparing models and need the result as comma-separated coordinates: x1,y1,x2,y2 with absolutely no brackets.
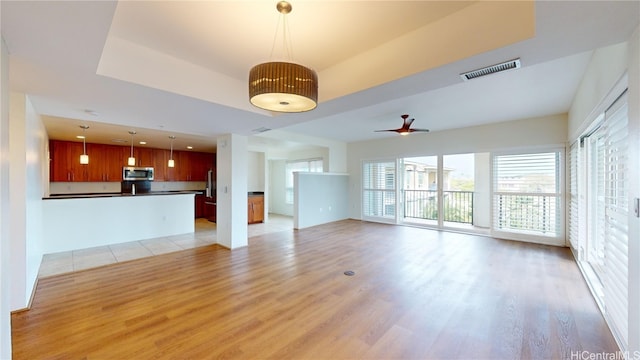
12,220,617,359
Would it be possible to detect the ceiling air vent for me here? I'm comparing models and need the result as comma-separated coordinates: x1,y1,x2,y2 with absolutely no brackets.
251,127,272,133
460,58,521,81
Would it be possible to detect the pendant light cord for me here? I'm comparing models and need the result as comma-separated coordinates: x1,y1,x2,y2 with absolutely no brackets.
269,2,294,61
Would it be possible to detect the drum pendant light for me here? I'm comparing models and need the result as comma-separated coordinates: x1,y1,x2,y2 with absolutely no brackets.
79,125,89,165
128,131,136,166
248,1,318,113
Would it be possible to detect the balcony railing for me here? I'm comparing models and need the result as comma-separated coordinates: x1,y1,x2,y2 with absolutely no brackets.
404,190,474,224
494,193,559,235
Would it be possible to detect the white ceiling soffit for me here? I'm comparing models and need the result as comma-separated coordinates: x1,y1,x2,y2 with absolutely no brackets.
96,1,534,114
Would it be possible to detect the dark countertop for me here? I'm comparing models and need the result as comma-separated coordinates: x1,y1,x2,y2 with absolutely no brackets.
44,190,204,200
248,192,264,196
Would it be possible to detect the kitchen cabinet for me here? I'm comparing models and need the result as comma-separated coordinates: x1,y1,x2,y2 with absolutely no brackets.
248,195,264,224
191,152,214,181
49,140,215,183
168,150,214,181
195,194,205,219
153,149,167,181
86,144,126,182
195,194,216,221
132,147,154,167
206,201,216,223
50,140,88,182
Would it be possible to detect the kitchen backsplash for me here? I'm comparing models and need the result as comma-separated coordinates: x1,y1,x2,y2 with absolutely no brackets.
50,181,207,195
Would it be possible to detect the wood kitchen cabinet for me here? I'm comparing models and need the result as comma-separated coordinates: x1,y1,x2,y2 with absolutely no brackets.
168,150,214,181
248,195,264,224
193,152,215,181
195,194,206,218
86,144,126,182
132,147,154,167
152,149,167,181
50,140,88,182
49,140,215,183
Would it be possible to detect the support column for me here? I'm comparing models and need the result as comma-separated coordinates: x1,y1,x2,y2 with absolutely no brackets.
216,134,248,249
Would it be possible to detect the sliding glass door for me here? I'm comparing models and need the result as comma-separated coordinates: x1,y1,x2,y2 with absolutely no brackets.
402,156,438,226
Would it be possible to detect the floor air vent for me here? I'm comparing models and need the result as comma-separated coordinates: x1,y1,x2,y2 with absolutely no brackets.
460,58,521,81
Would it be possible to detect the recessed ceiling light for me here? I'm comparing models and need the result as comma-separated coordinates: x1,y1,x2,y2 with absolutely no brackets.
139,141,147,145
112,139,127,143
186,146,193,150
76,135,85,139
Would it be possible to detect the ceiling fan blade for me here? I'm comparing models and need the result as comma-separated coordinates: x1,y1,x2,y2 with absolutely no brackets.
374,129,400,133
411,128,430,132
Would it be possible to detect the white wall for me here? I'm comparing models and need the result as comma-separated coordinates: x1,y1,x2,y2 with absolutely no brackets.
24,95,47,306
347,114,568,220
256,130,348,172
43,194,195,253
568,41,629,139
473,152,491,228
216,134,248,249
568,27,640,356
294,172,349,229
9,93,47,312
0,34,12,359
247,151,265,192
268,159,288,216
267,146,331,217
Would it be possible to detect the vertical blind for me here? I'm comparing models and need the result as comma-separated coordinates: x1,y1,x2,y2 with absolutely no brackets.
492,151,561,237
362,160,396,219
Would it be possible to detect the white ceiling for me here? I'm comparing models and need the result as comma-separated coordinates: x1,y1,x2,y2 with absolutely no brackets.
2,1,639,152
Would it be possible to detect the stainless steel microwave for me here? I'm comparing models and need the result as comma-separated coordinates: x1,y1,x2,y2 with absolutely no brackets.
123,167,154,181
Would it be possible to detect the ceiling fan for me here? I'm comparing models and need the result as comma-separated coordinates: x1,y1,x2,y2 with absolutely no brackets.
375,114,430,136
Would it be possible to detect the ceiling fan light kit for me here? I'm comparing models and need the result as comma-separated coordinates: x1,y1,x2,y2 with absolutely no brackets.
248,1,318,113
375,114,430,135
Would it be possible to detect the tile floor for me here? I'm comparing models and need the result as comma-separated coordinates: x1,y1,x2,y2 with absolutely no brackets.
38,214,293,278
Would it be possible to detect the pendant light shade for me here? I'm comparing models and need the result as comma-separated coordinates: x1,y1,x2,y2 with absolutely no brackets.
168,136,176,168
79,125,89,165
249,62,318,112
248,1,317,113
128,131,136,166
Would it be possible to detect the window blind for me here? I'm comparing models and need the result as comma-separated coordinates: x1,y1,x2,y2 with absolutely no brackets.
602,91,629,349
568,142,579,250
363,161,396,219
492,151,561,237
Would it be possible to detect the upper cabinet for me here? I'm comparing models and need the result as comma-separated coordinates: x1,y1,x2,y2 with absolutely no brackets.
50,140,87,182
86,144,128,182
167,150,214,181
153,149,167,181
49,140,215,183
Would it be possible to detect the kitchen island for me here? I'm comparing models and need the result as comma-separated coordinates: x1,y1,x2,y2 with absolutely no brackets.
42,191,198,253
